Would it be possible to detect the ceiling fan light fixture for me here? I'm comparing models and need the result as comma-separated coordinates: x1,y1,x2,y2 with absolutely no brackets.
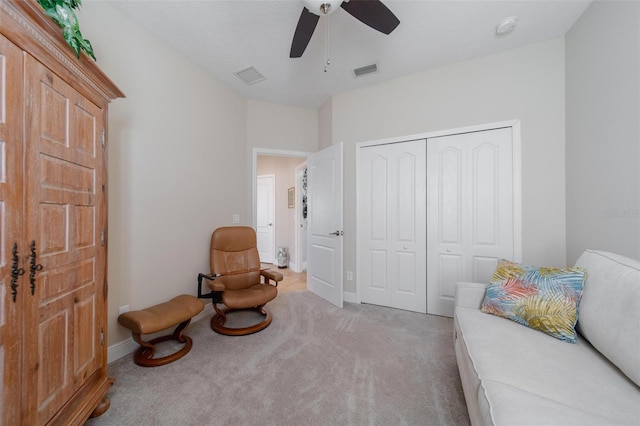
303,0,340,16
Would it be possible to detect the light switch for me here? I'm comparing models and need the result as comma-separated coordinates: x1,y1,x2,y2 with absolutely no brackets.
232,214,240,224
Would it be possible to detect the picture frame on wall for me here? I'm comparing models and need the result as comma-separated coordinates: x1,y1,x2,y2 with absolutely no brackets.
288,187,295,208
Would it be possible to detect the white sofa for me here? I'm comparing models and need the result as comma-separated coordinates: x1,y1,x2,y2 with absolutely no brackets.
454,250,640,425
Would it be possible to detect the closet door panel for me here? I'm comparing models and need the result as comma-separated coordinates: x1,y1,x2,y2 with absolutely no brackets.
359,140,426,313
0,34,24,426
23,54,105,425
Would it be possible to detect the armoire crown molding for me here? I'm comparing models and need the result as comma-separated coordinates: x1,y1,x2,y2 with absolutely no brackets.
0,0,125,103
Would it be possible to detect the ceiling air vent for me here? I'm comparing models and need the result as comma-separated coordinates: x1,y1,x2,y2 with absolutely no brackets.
353,63,378,78
234,66,266,85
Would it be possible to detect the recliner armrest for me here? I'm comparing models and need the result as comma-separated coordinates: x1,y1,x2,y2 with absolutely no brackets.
260,269,283,286
455,282,488,310
207,276,226,292
197,273,224,298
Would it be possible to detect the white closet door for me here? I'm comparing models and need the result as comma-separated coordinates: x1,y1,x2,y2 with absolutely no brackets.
427,127,514,317
359,139,427,313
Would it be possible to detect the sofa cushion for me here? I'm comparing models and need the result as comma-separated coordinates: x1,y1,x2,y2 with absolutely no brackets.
481,380,634,426
575,250,640,386
454,305,640,425
480,259,585,342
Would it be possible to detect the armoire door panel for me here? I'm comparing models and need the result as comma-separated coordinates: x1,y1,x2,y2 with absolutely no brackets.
39,258,96,301
39,82,70,147
39,154,96,195
0,34,24,426
24,54,106,425
73,293,97,377
39,203,70,256
74,205,96,249
74,103,98,158
37,309,68,398
0,142,7,182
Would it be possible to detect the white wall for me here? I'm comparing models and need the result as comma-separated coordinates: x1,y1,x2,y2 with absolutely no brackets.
318,97,333,150
565,1,640,264
80,3,248,345
331,38,567,293
247,99,318,153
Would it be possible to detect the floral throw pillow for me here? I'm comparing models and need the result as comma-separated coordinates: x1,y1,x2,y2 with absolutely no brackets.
480,259,586,343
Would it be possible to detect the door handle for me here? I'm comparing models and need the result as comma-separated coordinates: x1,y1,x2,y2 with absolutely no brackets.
328,230,344,236
10,243,25,302
29,240,44,296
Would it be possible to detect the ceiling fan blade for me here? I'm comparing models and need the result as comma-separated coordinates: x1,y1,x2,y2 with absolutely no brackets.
290,7,320,58
340,0,400,35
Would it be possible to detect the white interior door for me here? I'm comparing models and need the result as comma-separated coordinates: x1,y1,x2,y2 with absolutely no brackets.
307,143,343,308
256,174,275,263
358,139,427,313
427,127,515,317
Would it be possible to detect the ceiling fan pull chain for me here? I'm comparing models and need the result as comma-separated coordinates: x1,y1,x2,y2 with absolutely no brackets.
324,13,331,72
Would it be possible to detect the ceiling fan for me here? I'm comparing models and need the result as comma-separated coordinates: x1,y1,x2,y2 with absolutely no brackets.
290,0,400,58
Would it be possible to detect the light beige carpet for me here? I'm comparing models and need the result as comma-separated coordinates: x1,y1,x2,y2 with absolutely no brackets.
87,291,470,426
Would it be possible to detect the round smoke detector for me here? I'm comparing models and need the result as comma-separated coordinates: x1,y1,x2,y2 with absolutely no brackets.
496,16,518,35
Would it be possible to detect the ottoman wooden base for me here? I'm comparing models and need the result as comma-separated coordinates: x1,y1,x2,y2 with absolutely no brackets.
118,294,204,367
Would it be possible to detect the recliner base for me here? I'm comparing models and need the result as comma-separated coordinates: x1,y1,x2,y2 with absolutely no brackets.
211,305,273,336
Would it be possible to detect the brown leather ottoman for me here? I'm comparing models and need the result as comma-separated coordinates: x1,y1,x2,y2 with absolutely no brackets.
118,294,205,367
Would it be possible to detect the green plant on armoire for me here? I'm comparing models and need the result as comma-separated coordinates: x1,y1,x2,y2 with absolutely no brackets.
36,0,95,60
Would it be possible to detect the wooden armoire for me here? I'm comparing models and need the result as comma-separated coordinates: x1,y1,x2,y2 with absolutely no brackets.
0,0,124,424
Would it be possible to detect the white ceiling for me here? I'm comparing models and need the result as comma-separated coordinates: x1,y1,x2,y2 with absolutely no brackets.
107,0,591,109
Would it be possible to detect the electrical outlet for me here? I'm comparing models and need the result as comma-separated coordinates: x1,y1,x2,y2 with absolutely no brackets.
232,214,240,224
346,271,353,281
118,305,130,315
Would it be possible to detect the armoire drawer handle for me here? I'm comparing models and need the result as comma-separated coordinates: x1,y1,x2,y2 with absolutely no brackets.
29,240,44,296
11,243,26,302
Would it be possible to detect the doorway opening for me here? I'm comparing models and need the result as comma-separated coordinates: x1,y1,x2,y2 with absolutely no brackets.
252,148,311,280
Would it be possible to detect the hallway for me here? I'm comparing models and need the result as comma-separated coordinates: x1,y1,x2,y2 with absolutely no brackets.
262,264,306,292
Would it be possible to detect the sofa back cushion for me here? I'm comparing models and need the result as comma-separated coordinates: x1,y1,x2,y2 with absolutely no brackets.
575,250,640,386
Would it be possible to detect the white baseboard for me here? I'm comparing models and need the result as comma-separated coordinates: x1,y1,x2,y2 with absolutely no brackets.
343,291,359,304
107,337,137,364
107,302,214,364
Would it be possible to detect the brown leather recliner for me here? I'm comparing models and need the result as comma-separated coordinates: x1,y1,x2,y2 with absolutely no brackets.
197,226,283,335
